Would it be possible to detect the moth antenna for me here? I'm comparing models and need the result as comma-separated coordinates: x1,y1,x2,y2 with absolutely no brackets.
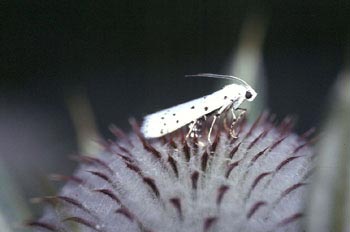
185,73,250,88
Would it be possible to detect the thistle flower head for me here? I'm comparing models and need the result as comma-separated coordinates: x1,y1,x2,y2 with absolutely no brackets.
30,112,314,232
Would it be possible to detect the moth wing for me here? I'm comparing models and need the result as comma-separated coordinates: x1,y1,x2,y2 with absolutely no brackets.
141,93,226,138
141,110,190,138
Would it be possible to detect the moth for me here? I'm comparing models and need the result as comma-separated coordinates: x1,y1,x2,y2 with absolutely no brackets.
141,73,257,142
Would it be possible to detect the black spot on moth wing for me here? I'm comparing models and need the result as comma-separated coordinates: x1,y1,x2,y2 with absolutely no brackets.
204,106,208,111
191,106,195,109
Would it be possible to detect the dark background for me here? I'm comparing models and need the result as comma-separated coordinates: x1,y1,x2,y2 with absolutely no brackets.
0,1,348,215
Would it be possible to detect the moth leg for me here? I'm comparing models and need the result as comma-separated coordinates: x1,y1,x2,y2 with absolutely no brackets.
208,115,218,143
208,104,229,143
231,108,237,121
229,108,238,138
230,108,247,138
236,107,247,119
186,120,197,139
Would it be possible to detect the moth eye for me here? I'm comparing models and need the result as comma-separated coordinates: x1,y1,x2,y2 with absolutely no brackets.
245,91,253,99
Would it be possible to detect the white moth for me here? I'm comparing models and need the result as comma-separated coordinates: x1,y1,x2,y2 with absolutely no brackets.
141,73,257,141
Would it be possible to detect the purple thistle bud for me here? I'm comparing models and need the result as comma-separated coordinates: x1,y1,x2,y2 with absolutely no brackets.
29,112,314,232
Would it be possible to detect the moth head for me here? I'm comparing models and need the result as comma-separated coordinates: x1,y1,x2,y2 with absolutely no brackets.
185,73,258,102
244,87,257,102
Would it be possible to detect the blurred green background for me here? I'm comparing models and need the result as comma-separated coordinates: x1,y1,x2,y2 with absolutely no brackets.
0,0,348,227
